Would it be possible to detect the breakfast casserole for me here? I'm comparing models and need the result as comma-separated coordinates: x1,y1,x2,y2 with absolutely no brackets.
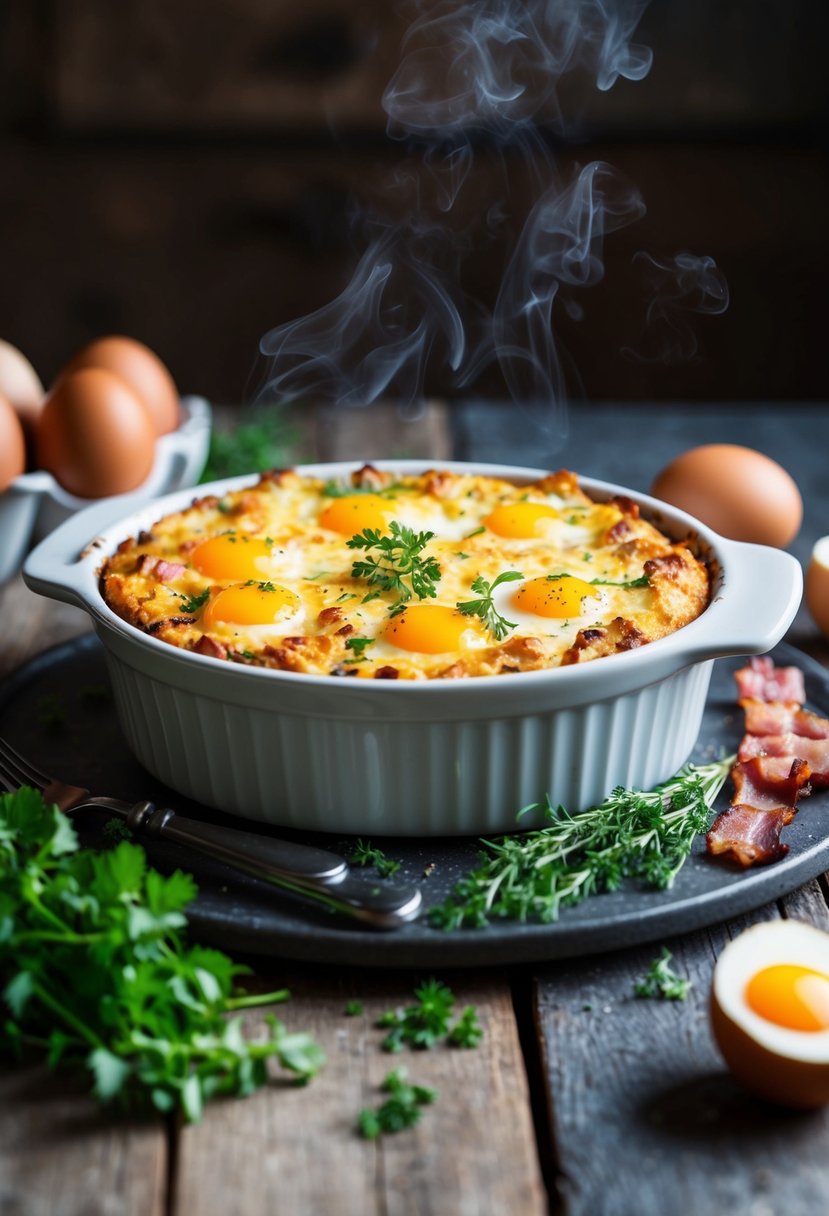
99,464,710,680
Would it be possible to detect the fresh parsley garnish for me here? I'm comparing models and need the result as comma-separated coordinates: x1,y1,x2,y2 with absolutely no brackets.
634,948,691,1001
430,757,734,928
358,1067,437,1138
174,589,211,614
347,522,441,615
0,787,325,1122
455,570,523,641
343,637,374,664
545,572,649,589
322,480,402,498
447,1007,484,1048
348,839,401,877
243,580,278,592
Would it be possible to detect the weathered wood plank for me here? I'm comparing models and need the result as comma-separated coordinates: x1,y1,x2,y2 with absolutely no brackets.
534,903,829,1216
173,973,547,1216
0,1064,166,1216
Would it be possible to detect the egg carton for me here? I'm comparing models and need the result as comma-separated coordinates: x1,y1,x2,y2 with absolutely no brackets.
0,395,211,585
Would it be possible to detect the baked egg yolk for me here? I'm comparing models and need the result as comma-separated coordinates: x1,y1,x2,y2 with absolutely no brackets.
745,964,829,1032
383,604,476,654
513,575,596,618
484,502,559,538
191,534,272,581
202,582,301,627
319,494,393,535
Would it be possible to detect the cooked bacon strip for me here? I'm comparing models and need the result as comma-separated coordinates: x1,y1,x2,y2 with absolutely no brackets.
738,733,829,787
739,698,829,740
706,804,796,867
734,656,806,704
730,756,812,810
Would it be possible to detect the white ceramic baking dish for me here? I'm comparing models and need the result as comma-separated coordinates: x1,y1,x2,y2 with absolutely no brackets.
23,460,802,836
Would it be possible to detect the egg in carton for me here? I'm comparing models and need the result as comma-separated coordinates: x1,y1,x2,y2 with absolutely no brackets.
0,337,211,584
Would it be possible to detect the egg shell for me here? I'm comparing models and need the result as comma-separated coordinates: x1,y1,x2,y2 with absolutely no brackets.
0,338,45,440
63,335,181,436
805,536,829,639
651,444,802,548
36,367,156,498
710,920,829,1109
0,392,27,491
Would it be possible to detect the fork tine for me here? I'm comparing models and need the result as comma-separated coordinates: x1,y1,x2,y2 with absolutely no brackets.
0,736,50,792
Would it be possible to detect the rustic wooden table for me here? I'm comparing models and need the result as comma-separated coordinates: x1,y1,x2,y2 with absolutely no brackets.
1,399,828,1216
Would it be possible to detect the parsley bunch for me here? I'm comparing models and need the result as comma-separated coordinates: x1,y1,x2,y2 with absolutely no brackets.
347,522,441,615
456,570,523,641
430,757,734,929
0,788,324,1122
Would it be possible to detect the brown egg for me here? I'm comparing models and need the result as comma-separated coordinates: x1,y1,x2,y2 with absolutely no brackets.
36,368,156,498
806,536,829,639
0,339,45,441
63,335,181,436
0,392,26,491
651,444,802,547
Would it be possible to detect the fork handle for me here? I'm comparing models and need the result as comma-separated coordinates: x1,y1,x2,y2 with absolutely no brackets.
125,801,349,883
121,801,422,929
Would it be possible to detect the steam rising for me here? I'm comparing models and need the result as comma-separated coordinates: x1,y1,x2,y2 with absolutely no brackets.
259,0,727,439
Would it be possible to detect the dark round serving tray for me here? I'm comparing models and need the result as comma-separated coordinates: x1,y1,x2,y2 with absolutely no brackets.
1,635,827,968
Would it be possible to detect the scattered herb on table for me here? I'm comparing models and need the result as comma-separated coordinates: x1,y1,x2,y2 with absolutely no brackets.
348,839,402,878
377,978,483,1053
344,1000,364,1017
429,756,734,929
358,1067,437,1139
0,787,325,1123
455,570,524,641
447,1006,484,1048
347,522,441,614
634,947,691,1001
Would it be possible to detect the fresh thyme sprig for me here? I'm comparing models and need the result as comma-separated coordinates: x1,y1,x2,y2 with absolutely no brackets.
347,522,441,615
348,839,401,878
429,756,734,929
456,570,523,641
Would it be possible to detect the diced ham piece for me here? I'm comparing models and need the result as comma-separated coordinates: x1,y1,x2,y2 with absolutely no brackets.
739,698,829,740
738,733,829,787
706,804,796,867
136,554,186,583
734,656,806,704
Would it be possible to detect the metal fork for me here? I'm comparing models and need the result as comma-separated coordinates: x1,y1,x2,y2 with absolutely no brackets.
0,736,422,929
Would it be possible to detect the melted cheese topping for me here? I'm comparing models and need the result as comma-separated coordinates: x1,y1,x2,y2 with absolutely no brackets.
99,466,710,680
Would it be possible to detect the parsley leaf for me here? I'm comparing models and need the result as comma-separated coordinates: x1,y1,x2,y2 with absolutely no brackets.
343,637,374,664
174,589,211,614
347,522,441,615
456,570,523,641
634,948,691,1000
348,839,401,878
358,1067,437,1139
377,978,456,1052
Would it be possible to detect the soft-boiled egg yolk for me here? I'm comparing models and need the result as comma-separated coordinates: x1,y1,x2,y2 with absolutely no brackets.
191,535,273,582
745,964,829,1032
484,502,559,538
383,604,476,654
319,494,394,535
202,582,301,627
513,575,596,618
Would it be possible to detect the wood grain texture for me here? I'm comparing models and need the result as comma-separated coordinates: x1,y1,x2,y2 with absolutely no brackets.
0,1064,166,1216
173,973,547,1216
534,899,829,1216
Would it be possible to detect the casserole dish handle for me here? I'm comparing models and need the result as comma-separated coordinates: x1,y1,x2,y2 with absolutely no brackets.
23,492,152,610
684,538,803,660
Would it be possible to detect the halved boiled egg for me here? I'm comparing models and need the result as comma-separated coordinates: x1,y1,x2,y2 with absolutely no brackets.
806,535,829,640
710,919,829,1108
383,604,481,654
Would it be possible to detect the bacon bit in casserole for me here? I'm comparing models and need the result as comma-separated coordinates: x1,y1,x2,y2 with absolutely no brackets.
317,605,345,629
610,495,640,519
193,635,228,660
374,665,400,679
351,463,392,490
137,557,186,584
423,470,461,499
561,618,644,665
605,519,632,544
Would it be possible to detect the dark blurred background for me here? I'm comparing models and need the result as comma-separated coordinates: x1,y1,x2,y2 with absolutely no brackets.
1,0,827,406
